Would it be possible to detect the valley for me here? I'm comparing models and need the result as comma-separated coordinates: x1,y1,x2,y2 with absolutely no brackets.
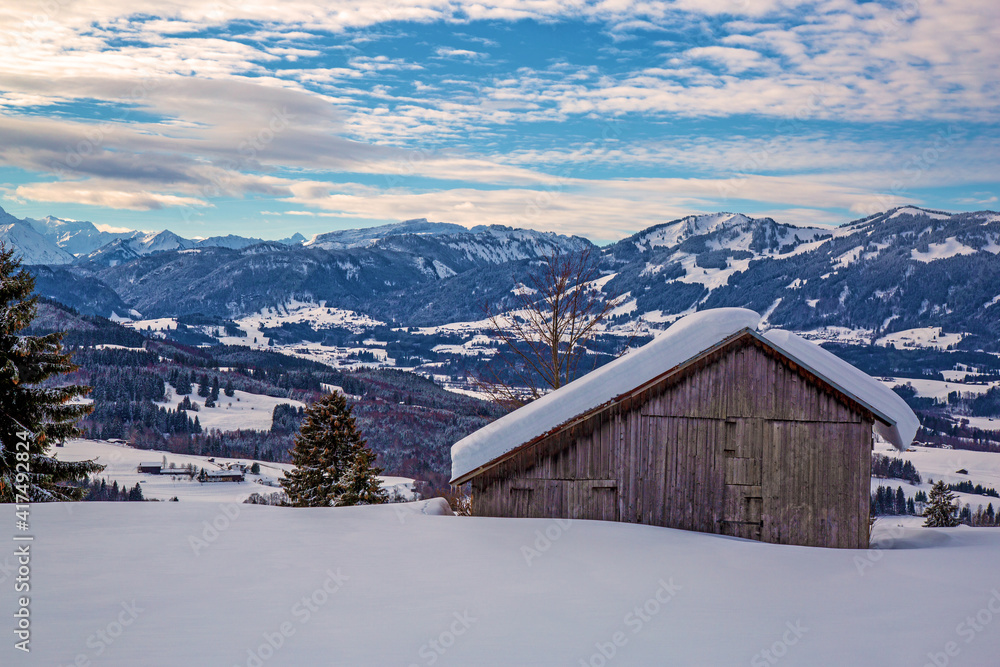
7,204,1000,489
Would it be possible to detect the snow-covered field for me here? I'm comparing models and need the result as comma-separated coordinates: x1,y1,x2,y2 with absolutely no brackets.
2,502,998,666
119,317,178,333
963,416,1000,432
910,238,978,263
794,326,876,345
872,440,1000,508
875,326,966,350
883,376,999,401
52,439,415,503
156,384,305,432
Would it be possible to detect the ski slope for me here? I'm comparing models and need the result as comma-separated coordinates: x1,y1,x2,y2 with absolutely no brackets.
2,501,998,666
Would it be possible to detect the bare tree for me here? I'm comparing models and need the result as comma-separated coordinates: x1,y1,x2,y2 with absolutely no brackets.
477,249,628,409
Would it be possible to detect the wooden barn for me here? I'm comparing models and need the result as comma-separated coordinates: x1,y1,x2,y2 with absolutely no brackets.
451,309,918,549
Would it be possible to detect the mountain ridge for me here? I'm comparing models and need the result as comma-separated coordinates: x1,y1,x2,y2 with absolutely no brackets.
4,203,999,351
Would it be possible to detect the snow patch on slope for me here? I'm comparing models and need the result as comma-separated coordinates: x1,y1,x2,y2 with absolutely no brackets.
155,383,305,432
633,213,752,250
834,245,864,268
890,207,950,220
675,252,750,290
876,327,964,350
910,238,977,262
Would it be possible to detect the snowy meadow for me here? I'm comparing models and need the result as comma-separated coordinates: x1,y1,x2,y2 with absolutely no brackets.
2,499,998,666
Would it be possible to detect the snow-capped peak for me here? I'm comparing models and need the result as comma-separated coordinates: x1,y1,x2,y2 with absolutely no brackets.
635,213,753,250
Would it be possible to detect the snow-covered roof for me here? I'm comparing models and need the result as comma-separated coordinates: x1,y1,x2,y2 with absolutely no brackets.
760,329,919,453
451,308,918,483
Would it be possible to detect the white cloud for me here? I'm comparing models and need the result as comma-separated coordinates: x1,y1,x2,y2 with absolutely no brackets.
15,181,209,211
0,0,997,239
434,47,486,59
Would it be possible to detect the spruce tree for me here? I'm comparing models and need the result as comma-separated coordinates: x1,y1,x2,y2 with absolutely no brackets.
175,372,192,396
281,392,386,507
0,245,102,501
923,480,959,527
337,440,387,507
224,378,235,397
895,486,906,515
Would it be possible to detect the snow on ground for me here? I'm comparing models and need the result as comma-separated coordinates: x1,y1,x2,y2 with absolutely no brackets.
608,295,637,318
54,439,290,502
873,439,1000,507
53,439,416,502
910,237,978,263
882,377,998,401
3,501,999,666
638,309,683,324
876,326,965,350
156,384,305,432
673,252,752,290
780,235,832,257
962,416,1000,432
432,334,496,358
890,206,950,220
204,300,388,364
793,326,876,345
238,299,385,336
109,310,142,322
833,244,863,268
121,317,177,333
757,297,782,327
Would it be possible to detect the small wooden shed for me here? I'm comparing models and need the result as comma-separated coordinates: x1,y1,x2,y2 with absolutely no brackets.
451,309,918,549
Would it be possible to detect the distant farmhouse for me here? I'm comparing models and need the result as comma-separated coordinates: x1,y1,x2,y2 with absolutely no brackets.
138,460,246,483
451,309,918,549
201,470,245,483
136,463,195,477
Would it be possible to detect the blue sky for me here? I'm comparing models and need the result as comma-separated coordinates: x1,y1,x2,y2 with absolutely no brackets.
0,0,997,243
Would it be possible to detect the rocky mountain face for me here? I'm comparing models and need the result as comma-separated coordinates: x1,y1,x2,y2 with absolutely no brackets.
0,220,76,265
23,215,130,256
690,208,1000,346
0,205,308,267
26,220,593,319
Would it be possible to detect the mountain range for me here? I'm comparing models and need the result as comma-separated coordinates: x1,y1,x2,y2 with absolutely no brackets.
3,203,999,351
0,209,306,266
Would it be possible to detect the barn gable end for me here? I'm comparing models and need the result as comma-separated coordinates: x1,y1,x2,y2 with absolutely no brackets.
468,331,876,549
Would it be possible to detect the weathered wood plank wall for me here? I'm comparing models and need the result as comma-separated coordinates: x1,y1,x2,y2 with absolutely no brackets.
470,335,874,548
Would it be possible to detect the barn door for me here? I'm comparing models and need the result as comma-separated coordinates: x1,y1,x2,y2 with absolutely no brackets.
568,481,619,521
510,479,618,521
721,419,763,540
